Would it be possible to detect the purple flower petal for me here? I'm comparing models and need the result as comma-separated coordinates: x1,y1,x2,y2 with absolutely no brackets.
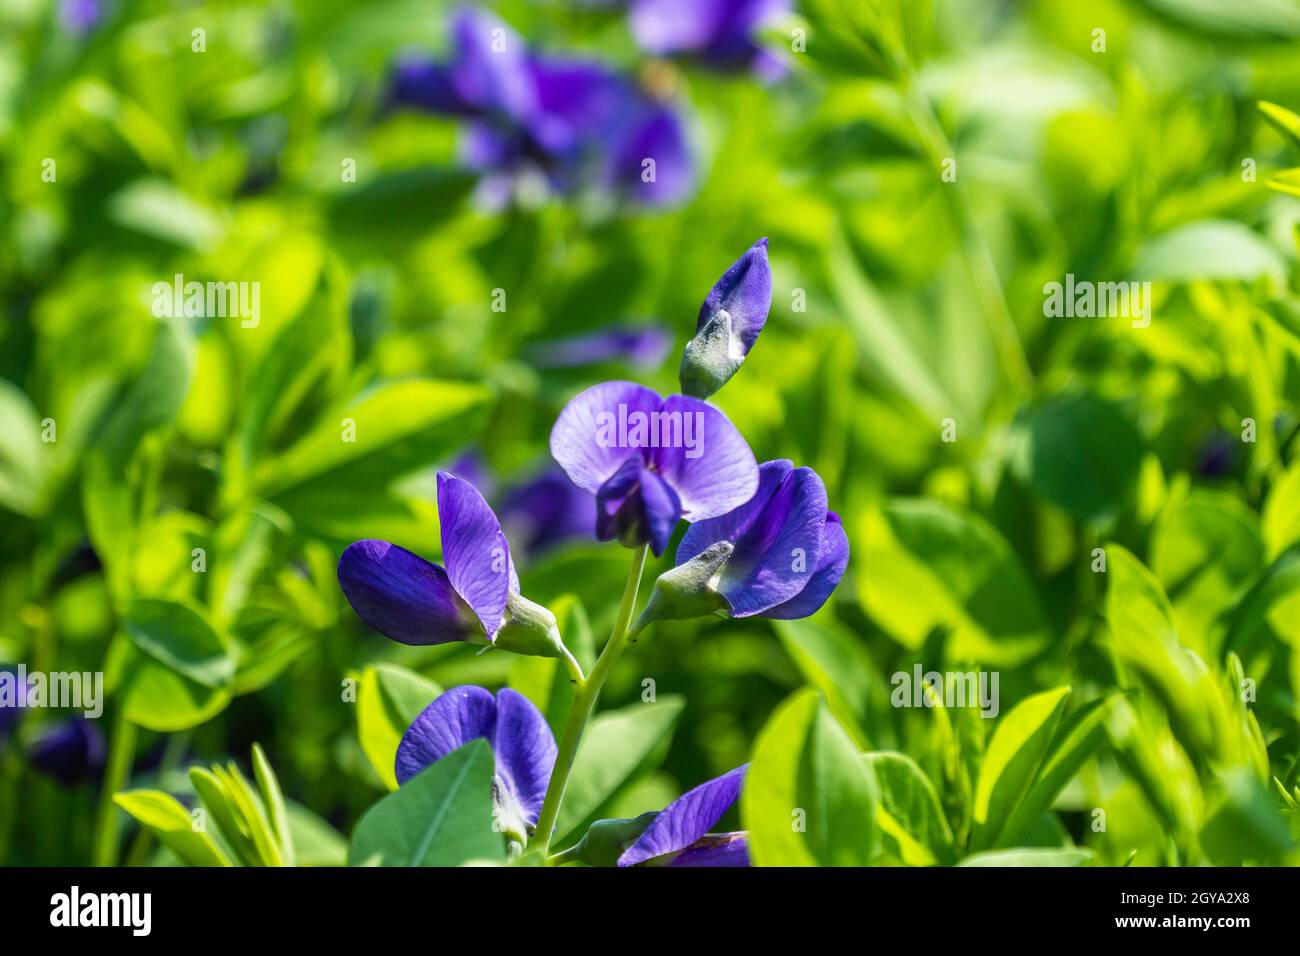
59,0,102,36
396,686,557,828
697,237,771,356
649,395,759,521
549,381,665,494
338,540,475,646
499,467,597,557
445,8,536,120
527,61,627,155
0,669,30,748
596,456,683,556
28,718,106,786
396,685,497,786
667,832,750,867
629,0,789,74
437,472,515,639
610,105,694,207
764,511,850,619
492,689,559,825
390,57,477,114
629,0,729,55
527,326,671,371
677,459,828,617
618,764,748,866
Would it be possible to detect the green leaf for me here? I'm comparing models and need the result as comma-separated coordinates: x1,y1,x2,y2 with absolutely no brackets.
1262,460,1300,559
774,618,876,749
113,790,231,867
217,762,285,867
858,500,1050,665
957,847,1093,867
1136,0,1300,40
189,767,262,867
95,318,196,472
122,598,234,687
106,179,224,250
1260,100,1300,152
865,752,953,865
742,689,879,867
1006,393,1143,524
109,599,235,732
348,740,504,867
1199,769,1295,864
1132,220,1287,284
0,379,50,517
971,686,1071,850
252,744,295,867
1150,491,1263,656
555,696,684,845
252,379,491,500
357,664,442,791
1105,546,1230,760
286,801,347,867
997,696,1115,848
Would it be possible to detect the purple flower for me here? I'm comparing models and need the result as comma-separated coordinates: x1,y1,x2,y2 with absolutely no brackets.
390,9,693,207
28,718,106,786
0,668,30,748
549,381,759,556
629,0,790,79
670,459,849,618
339,472,516,646
397,685,557,839
499,467,598,558
679,237,772,398
527,325,672,371
59,0,102,36
618,764,749,866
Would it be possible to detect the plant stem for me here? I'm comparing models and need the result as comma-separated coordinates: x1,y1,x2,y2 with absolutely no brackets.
530,544,649,857
92,706,136,867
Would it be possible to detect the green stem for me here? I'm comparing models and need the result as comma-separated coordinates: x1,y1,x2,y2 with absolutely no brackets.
547,844,583,867
530,544,649,857
92,706,136,867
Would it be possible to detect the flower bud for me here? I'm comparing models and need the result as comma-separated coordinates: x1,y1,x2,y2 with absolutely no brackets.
678,238,771,399
635,541,734,629
573,813,659,867
679,309,743,398
493,591,569,660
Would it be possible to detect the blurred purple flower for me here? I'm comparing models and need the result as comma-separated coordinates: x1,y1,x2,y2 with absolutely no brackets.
527,325,671,371
397,685,556,837
29,718,106,787
618,764,749,866
0,668,30,748
338,472,518,646
550,381,758,556
500,467,598,558
676,459,849,618
59,0,102,36
629,0,790,79
391,8,693,206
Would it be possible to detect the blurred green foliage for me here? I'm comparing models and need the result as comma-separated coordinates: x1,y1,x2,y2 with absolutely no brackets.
3,0,1300,866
